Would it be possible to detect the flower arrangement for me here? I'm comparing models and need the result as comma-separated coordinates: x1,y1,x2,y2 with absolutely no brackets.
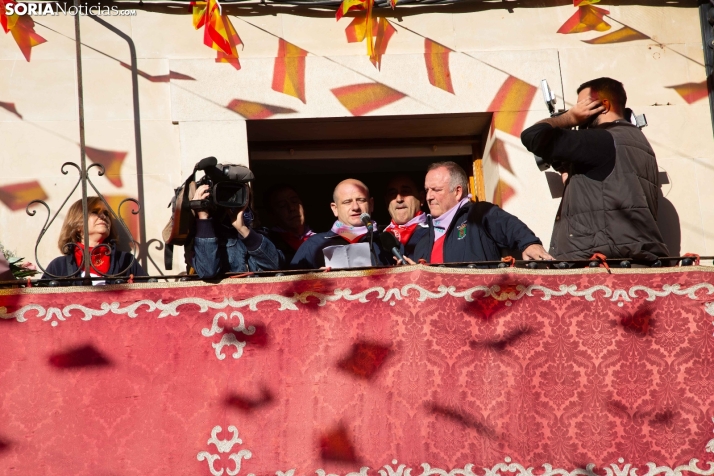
0,242,39,280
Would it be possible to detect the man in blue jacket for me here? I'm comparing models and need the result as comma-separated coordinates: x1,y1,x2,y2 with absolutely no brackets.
411,162,552,264
290,179,391,270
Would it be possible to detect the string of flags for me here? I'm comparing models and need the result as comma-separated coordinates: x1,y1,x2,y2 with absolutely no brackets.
0,0,46,61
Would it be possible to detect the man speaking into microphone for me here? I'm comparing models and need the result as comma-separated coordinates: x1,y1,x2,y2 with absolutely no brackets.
290,179,392,270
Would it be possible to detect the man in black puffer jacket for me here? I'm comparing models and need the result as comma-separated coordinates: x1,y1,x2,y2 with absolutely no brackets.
411,162,552,265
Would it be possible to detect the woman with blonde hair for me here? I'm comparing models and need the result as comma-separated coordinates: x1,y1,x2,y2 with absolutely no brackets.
42,197,146,283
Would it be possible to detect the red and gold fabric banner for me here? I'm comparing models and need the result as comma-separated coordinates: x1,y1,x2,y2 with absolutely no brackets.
191,0,242,68
557,5,611,34
331,82,405,116
1,267,714,475
487,76,537,137
272,39,308,103
0,0,46,61
424,39,454,94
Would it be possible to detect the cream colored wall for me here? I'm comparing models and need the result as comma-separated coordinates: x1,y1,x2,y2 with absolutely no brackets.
0,3,709,273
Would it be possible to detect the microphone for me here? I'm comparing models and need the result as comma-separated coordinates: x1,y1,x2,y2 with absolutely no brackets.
195,156,218,171
360,212,374,231
379,232,405,264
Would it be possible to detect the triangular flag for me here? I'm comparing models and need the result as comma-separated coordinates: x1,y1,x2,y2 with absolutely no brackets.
8,15,46,61
583,26,649,44
0,101,22,119
0,180,48,211
492,179,516,207
574,0,600,5
104,195,140,242
190,1,207,29
557,5,611,34
330,83,405,116
226,99,298,119
489,138,513,174
0,0,19,33
336,0,368,21
370,17,396,70
85,146,128,188
271,39,308,103
216,51,241,70
667,81,708,105
487,76,538,136
424,38,454,94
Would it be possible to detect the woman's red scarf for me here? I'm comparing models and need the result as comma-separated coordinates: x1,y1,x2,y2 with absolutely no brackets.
73,241,111,274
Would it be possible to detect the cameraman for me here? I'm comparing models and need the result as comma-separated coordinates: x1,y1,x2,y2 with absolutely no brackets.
521,77,669,262
191,184,282,278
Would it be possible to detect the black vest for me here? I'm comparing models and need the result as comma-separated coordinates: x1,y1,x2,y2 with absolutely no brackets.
550,121,669,261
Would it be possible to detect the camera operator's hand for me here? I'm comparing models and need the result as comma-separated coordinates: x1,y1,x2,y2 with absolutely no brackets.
192,185,211,220
229,208,251,238
567,97,605,126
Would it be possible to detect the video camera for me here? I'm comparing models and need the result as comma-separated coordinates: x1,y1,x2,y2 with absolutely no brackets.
189,156,254,211
534,79,648,172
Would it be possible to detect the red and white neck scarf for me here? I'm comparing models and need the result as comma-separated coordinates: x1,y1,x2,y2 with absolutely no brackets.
384,211,426,245
73,241,111,275
272,226,315,251
330,221,373,244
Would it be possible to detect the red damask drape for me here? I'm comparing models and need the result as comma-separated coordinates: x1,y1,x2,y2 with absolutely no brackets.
1,266,713,476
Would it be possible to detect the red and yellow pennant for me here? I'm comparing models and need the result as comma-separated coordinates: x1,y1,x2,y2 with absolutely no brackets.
104,195,140,242
226,99,297,120
492,179,516,208
0,180,48,211
574,0,600,5
272,39,308,103
85,146,128,188
557,5,610,34
424,38,454,94
191,0,242,69
667,81,709,105
0,101,22,119
487,76,537,137
337,0,395,69
1,0,46,62
583,26,649,44
330,83,405,116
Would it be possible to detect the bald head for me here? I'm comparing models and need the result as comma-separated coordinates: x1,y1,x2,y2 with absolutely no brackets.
331,179,373,227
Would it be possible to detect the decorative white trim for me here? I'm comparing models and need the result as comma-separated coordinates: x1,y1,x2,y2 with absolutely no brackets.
198,425,253,476
2,283,714,328
255,457,714,476
201,311,256,360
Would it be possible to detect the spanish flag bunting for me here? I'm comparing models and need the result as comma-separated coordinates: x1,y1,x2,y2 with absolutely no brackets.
667,81,708,105
0,101,22,119
104,195,140,242
557,5,611,34
574,0,600,5
583,26,649,44
487,76,537,137
424,38,454,94
0,0,18,32
370,17,396,70
0,180,48,211
85,146,128,188
336,0,369,21
345,15,376,44
330,83,405,116
216,51,241,70
272,39,308,103
492,179,516,208
190,1,208,29
1,1,46,63
226,99,297,120
488,138,513,174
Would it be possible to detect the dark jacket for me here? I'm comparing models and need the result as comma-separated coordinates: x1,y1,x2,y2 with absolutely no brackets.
42,243,146,284
548,122,668,261
401,224,429,259
192,218,282,279
290,230,392,270
413,201,542,264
